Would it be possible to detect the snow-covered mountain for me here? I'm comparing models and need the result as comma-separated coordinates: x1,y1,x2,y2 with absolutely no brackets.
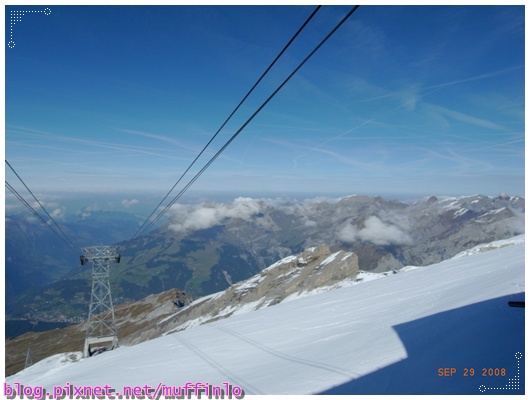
9,193,524,327
7,235,524,395
155,193,525,273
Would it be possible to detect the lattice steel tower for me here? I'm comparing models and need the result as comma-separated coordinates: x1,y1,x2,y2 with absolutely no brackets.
80,246,121,357
24,348,33,369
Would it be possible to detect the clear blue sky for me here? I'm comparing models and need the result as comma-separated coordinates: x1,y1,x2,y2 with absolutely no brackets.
5,4,525,200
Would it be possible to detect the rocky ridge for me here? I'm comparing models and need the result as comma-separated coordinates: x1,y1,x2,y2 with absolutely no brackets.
122,244,358,344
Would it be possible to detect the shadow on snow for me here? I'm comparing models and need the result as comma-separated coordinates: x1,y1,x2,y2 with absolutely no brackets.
318,293,525,395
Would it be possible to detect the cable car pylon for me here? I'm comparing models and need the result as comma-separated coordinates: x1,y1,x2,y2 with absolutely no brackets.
80,246,120,357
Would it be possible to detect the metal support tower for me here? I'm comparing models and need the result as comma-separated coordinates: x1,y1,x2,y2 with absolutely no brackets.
81,246,121,358
24,348,33,369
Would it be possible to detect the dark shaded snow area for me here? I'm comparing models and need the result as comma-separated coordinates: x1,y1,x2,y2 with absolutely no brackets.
7,236,524,395
321,293,524,394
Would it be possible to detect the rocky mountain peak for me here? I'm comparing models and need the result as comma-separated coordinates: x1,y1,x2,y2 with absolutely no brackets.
427,195,438,204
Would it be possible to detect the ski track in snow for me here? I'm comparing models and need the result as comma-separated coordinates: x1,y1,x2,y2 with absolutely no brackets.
173,334,263,395
7,235,525,395
212,325,359,379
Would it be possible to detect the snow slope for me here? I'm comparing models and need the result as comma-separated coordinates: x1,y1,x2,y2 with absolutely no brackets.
7,236,525,395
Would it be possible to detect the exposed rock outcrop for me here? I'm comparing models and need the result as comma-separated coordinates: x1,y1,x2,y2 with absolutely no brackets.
123,245,358,345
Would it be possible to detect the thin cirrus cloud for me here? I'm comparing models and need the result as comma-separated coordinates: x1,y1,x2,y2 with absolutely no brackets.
423,104,507,131
114,128,200,154
267,65,520,178
7,125,189,161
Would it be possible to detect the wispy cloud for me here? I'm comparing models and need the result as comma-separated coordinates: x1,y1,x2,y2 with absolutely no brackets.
424,65,523,93
411,145,496,174
6,125,189,161
284,65,520,170
265,137,385,173
423,104,506,131
352,66,523,108
115,128,199,153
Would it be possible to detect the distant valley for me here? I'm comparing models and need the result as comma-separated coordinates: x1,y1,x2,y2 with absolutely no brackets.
5,210,145,325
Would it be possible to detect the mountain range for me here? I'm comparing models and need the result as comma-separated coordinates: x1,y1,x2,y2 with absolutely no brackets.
5,193,524,327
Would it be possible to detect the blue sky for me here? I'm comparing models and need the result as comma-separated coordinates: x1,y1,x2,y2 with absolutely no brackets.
4,4,525,202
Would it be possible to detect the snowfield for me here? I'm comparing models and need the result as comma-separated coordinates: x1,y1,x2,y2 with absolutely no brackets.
7,235,525,395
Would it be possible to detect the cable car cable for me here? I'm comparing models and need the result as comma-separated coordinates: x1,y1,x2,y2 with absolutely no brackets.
5,180,78,252
5,160,79,251
135,5,360,237
131,5,322,240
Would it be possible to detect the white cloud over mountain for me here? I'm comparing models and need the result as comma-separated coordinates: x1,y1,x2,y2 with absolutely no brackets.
168,197,263,233
339,215,412,246
121,199,140,208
